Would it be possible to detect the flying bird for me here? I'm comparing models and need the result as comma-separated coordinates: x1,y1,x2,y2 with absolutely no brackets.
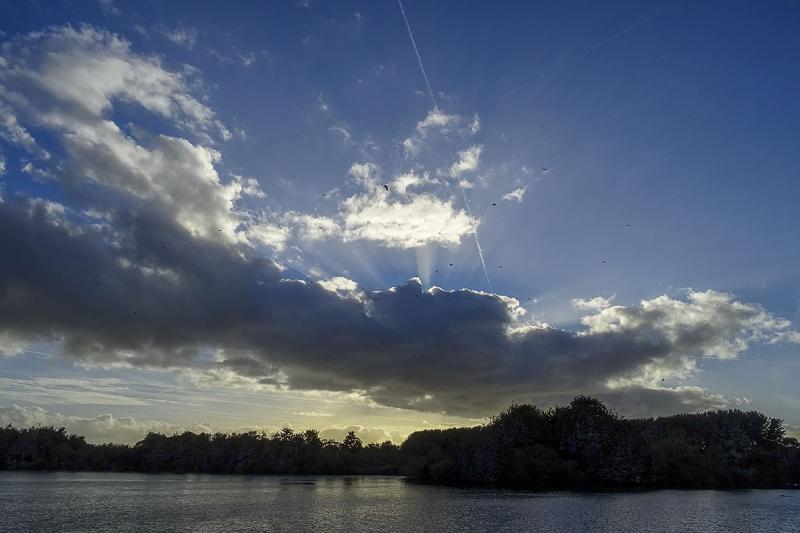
498,265,503,269
491,203,496,206
383,184,389,191
601,260,607,264
449,263,454,267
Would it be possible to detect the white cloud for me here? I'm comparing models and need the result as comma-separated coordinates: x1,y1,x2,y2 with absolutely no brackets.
161,25,198,50
96,0,119,15
0,103,48,158
469,113,481,134
319,425,404,444
232,175,266,198
401,137,420,158
317,276,361,299
246,222,290,251
239,51,257,67
286,162,472,249
329,125,352,144
572,295,615,311
292,411,334,417
450,144,482,177
0,332,27,356
348,161,380,188
775,330,800,344
502,186,527,202
580,289,794,359
286,213,341,240
341,193,475,249
415,108,459,134
401,108,460,157
392,171,434,194
0,26,280,246
0,404,212,444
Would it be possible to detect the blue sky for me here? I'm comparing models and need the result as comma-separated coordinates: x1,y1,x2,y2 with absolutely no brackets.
0,0,799,443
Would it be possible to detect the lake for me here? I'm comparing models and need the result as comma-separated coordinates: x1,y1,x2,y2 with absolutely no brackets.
1,472,798,532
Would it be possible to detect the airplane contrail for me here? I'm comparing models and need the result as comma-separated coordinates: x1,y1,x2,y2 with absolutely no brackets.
397,0,438,111
586,9,665,54
397,0,492,289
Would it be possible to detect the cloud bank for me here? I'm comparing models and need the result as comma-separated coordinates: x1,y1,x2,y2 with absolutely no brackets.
1,191,796,416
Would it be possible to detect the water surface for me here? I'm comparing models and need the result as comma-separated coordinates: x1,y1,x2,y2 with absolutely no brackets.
2,472,798,532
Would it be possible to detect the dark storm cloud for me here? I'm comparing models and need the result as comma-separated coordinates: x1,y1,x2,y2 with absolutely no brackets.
1,196,796,416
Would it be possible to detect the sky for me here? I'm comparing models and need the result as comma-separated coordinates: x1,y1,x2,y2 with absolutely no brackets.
1,0,799,444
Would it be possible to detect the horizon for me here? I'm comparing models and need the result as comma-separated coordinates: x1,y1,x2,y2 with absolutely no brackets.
1,0,800,447
3,395,791,447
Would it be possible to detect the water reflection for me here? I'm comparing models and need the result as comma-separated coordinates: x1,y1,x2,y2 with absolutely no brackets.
2,473,799,533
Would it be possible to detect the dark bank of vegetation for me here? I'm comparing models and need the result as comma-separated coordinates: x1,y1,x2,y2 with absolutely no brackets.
404,397,800,489
2,397,799,489
0,426,399,475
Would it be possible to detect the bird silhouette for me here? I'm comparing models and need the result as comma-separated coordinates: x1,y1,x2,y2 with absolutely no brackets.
491,203,496,206
498,265,503,269
383,184,389,191
449,263,454,267
601,260,607,264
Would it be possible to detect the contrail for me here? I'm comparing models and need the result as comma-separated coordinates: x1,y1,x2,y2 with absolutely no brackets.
397,0,437,111
586,9,664,54
397,0,492,289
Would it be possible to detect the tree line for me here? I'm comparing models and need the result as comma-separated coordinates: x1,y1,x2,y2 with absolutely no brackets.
2,396,799,489
0,426,399,475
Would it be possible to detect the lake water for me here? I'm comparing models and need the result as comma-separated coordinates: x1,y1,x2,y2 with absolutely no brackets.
1,472,798,532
